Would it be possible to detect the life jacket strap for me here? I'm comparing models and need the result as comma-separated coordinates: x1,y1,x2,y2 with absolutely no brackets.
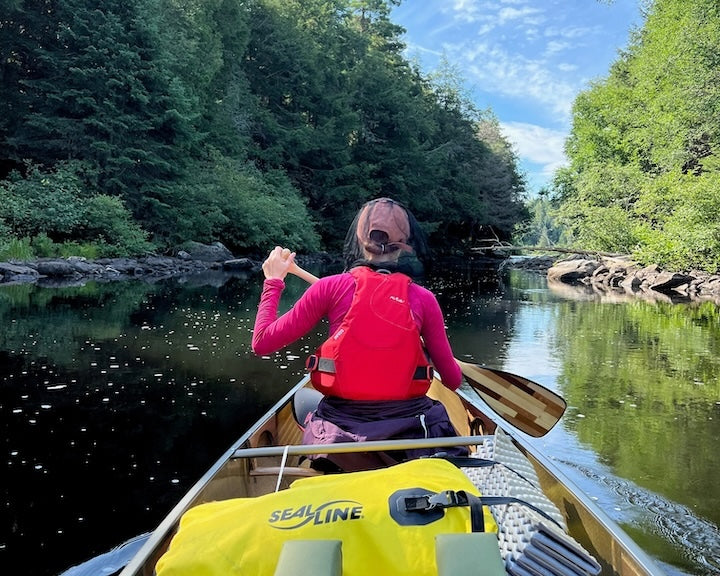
307,355,432,381
306,355,335,373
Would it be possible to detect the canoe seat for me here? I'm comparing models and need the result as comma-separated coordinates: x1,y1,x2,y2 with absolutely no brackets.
273,539,342,576
435,533,505,576
292,386,323,428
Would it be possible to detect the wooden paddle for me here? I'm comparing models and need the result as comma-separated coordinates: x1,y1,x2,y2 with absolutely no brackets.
279,254,566,437
453,360,566,437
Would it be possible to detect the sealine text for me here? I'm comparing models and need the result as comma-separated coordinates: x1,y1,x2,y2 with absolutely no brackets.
268,500,364,529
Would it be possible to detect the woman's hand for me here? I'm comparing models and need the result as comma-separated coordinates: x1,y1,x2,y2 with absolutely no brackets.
262,246,295,280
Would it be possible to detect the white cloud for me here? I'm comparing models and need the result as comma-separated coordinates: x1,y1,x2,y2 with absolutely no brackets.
424,2,587,121
548,24,602,41
450,0,483,23
557,62,578,73
461,47,578,119
500,121,566,165
450,0,544,24
497,6,542,25
545,40,570,55
500,121,568,189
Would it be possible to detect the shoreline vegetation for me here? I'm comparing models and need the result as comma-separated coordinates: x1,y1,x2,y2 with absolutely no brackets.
2,241,719,305
4,1,720,298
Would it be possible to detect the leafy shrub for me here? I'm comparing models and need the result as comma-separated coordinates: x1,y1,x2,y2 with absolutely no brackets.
0,163,83,239
30,233,101,259
211,160,321,253
0,162,155,258
633,171,720,273
31,233,57,257
79,195,155,257
56,241,100,260
141,156,321,254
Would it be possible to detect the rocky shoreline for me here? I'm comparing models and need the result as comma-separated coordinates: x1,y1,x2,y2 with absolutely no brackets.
544,255,720,304
0,255,241,286
2,242,719,305
0,242,339,287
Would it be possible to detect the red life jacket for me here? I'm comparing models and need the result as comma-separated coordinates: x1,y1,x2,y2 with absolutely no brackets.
306,267,433,401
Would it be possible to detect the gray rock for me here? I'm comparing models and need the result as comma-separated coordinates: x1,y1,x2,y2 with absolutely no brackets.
648,271,695,293
223,258,257,272
180,241,234,262
547,259,601,283
37,260,79,277
0,262,40,280
69,260,107,275
547,256,720,303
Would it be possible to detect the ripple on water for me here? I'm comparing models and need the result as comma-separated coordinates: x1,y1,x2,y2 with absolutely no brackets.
556,454,720,575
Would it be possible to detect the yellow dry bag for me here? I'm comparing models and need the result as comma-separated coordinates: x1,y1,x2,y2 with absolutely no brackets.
156,458,497,576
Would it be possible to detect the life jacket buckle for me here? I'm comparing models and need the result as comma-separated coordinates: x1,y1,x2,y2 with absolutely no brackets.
306,355,319,371
412,365,434,381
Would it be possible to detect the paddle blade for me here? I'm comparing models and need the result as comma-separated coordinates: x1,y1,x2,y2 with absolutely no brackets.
456,360,566,437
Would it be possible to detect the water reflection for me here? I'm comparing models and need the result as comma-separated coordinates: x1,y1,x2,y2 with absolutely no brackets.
430,268,720,574
1,275,321,576
1,267,719,576
499,271,720,574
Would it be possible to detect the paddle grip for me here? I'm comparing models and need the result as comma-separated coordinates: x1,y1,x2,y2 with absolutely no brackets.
280,248,320,284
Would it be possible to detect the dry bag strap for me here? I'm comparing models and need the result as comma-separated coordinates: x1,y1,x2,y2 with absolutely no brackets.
435,457,565,531
307,355,432,380
397,490,486,532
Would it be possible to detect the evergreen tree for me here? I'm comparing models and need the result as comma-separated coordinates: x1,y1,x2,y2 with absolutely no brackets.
1,0,530,257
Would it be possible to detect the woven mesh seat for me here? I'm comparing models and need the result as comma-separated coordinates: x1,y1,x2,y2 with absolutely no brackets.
462,428,601,576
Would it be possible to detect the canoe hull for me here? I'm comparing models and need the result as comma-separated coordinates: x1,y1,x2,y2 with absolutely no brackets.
119,375,665,576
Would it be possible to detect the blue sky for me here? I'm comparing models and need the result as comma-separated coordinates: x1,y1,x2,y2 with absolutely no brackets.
391,0,645,195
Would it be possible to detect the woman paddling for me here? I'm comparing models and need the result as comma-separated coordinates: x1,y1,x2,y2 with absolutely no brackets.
252,197,465,470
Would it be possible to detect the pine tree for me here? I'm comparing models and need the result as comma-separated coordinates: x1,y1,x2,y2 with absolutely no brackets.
5,0,196,210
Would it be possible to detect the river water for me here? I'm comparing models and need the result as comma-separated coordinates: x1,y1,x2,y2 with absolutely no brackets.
1,263,719,576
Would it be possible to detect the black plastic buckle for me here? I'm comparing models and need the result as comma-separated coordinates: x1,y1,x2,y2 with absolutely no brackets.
306,355,318,371
413,365,434,381
426,490,460,509
391,489,446,525
402,490,459,512
402,494,432,512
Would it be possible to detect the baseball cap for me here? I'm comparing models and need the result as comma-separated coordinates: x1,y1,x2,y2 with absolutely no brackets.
356,198,413,255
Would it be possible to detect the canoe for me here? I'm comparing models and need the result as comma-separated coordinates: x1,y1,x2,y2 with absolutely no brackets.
118,374,666,576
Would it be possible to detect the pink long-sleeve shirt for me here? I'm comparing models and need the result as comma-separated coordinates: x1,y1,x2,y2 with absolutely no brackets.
252,272,462,390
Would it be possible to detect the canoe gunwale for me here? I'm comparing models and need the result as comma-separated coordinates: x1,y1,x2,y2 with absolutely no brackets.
231,434,490,459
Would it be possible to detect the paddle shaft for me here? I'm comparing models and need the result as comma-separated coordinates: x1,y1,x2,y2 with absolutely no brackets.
287,261,320,285
280,260,565,436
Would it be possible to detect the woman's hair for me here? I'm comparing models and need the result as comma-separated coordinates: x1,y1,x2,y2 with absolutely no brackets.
342,198,430,276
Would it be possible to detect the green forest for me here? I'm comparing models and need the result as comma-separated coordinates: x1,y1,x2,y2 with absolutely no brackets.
0,0,527,261
548,0,720,273
3,0,720,273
